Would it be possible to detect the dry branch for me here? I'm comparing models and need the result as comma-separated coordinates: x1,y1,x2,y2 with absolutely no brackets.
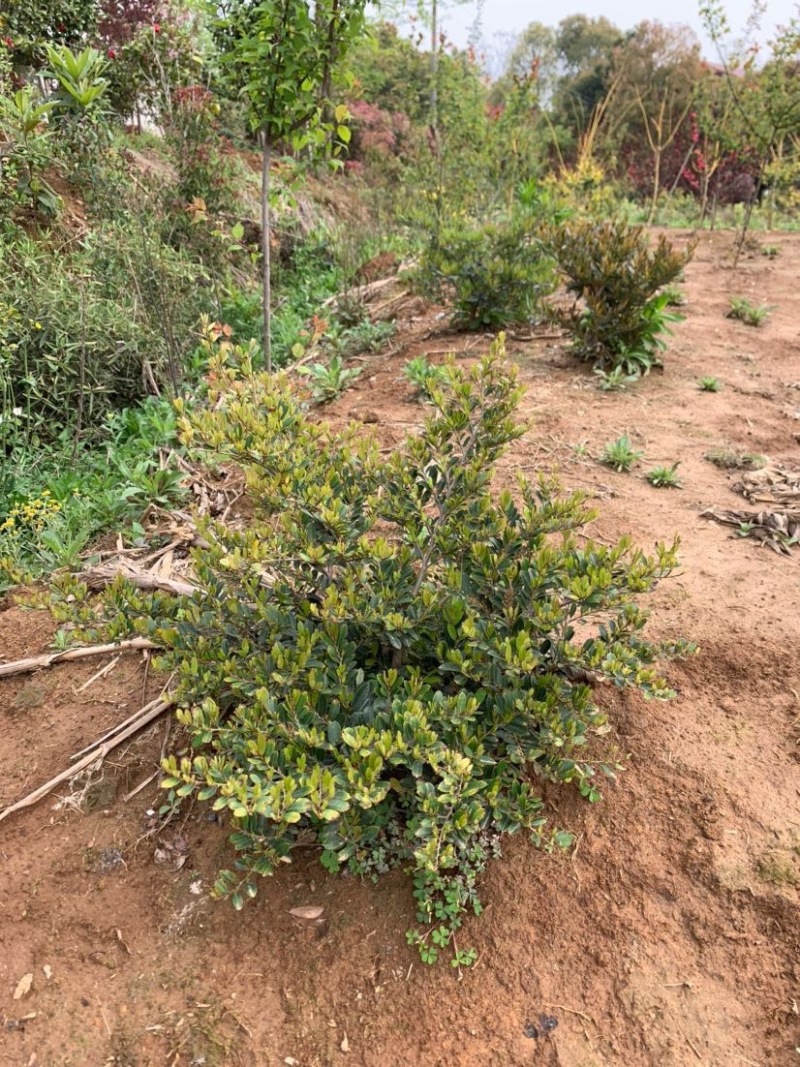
83,562,199,597
0,693,173,823
0,638,157,680
319,273,399,309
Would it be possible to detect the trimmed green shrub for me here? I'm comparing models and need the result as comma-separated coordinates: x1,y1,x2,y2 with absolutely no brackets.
417,218,557,330
87,335,689,964
545,219,694,375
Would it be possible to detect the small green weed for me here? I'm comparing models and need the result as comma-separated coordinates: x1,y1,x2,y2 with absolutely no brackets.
704,448,765,471
113,459,186,510
403,356,448,399
661,285,687,307
299,354,362,402
593,367,639,392
600,434,643,472
760,244,779,258
698,376,722,392
646,463,682,488
727,297,774,327
328,319,395,360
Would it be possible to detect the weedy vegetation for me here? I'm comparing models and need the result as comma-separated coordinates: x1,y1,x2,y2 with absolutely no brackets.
600,434,644,472
646,463,683,488
704,447,766,470
299,354,363,403
403,356,448,399
698,376,722,392
727,297,774,327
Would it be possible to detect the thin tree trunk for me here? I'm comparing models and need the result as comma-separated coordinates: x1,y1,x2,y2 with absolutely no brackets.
669,141,695,196
648,151,662,223
699,173,709,226
733,157,766,268
261,133,272,373
430,0,438,154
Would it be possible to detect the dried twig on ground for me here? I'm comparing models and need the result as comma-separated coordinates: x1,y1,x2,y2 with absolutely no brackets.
83,561,199,597
0,638,156,679
731,465,800,511
0,691,173,822
74,654,121,693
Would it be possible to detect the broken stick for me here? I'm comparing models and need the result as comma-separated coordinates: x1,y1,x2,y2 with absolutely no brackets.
0,694,173,823
0,638,157,680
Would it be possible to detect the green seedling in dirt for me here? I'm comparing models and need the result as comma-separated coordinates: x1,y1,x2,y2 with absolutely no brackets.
704,448,765,471
403,356,447,399
593,366,639,392
300,355,362,403
51,628,73,651
661,285,687,307
698,376,722,392
646,462,682,488
727,297,774,327
600,434,643,472
760,245,779,258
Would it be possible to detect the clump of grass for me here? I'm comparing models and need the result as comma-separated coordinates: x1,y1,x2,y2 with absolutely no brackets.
646,462,682,488
760,244,779,258
704,447,765,471
698,376,722,392
661,284,687,307
600,434,643,472
727,297,774,327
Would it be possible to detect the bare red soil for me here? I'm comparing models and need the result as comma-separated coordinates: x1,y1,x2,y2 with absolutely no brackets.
1,228,798,1067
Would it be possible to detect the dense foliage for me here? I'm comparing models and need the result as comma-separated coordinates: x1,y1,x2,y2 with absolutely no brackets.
545,219,694,374
82,338,689,962
418,217,557,330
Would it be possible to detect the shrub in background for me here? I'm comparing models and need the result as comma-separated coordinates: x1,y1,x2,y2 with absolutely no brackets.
545,219,694,374
85,335,689,964
0,220,208,442
417,218,557,330
0,86,60,219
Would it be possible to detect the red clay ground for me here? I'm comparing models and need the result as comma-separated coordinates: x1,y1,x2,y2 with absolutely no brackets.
1,228,798,1067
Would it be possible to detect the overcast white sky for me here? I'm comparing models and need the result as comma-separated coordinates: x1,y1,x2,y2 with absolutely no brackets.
388,0,799,63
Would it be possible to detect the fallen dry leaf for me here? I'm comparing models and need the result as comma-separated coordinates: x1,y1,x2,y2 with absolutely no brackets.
701,506,799,555
13,973,34,1000
341,1033,350,1053
289,905,324,921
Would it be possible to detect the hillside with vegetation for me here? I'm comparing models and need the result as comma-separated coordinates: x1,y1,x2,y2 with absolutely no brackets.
0,2,799,1064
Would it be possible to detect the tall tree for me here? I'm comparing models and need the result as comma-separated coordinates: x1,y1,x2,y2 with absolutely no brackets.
214,0,367,372
701,0,800,260
615,22,702,216
491,21,557,108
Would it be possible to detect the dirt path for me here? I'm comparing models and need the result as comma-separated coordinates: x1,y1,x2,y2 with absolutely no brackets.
1,229,798,1066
